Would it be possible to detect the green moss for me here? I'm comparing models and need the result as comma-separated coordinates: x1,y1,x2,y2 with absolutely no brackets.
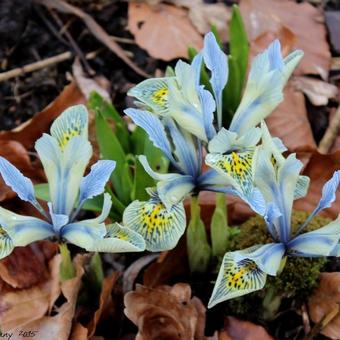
223,211,331,319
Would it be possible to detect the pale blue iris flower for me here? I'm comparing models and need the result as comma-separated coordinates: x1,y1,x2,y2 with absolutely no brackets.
208,124,340,308
205,35,303,216
123,108,220,251
0,105,145,260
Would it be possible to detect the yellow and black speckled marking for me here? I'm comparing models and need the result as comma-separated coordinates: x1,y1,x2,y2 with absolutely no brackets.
151,87,168,107
208,151,254,194
51,107,87,150
123,198,186,251
223,258,262,290
129,78,169,114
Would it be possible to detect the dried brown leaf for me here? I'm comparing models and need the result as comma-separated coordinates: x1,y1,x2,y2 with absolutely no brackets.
308,272,340,339
294,151,340,219
0,255,60,331
240,0,331,79
143,238,188,288
8,254,87,339
266,83,316,153
172,0,230,40
128,2,203,61
124,283,206,340
0,241,58,289
292,76,338,106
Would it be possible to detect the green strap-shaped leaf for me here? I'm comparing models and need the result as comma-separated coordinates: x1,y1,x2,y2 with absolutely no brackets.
211,192,230,257
187,196,211,273
88,92,130,153
222,4,249,127
95,111,132,204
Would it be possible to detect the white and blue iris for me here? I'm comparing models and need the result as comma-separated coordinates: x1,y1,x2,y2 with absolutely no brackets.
208,123,340,308
0,105,145,260
123,33,303,252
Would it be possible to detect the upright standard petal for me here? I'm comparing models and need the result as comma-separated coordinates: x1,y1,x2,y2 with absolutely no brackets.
208,249,267,308
123,194,186,252
165,119,199,176
0,157,36,203
124,108,174,162
79,160,116,202
128,78,170,115
50,104,88,150
36,134,92,215
203,32,228,128
0,207,54,247
288,215,340,257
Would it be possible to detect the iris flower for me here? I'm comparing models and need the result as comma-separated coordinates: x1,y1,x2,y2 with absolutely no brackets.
208,123,340,308
0,105,145,260
123,33,303,252
205,36,303,215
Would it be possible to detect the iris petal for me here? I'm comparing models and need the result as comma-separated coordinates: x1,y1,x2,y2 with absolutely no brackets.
208,250,267,308
123,196,186,252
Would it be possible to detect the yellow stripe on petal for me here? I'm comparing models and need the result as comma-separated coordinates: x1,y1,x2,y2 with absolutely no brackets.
128,78,170,115
50,105,88,150
123,199,186,252
206,151,255,194
0,226,14,260
208,252,266,308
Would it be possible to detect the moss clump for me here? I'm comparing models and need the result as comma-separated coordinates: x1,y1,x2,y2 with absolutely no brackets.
224,211,330,319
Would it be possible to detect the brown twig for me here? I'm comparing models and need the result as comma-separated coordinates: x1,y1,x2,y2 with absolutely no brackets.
304,304,340,340
0,50,101,83
318,105,340,154
48,9,95,76
34,0,149,78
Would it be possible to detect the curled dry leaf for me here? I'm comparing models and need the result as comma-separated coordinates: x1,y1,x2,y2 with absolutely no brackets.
128,2,203,61
291,76,338,106
308,272,340,339
222,316,273,340
72,58,111,102
294,150,340,219
0,241,58,289
124,283,206,340
143,238,188,288
6,254,88,340
0,255,60,331
266,83,316,153
173,0,230,41
240,0,331,79
0,81,85,149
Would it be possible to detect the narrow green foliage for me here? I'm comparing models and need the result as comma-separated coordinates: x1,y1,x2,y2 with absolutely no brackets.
187,196,211,273
88,92,130,152
132,157,155,201
211,192,230,257
95,110,132,205
89,252,105,295
222,5,249,126
59,243,76,282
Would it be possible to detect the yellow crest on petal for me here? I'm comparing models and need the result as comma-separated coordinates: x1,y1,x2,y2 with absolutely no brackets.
206,151,255,194
208,252,266,308
123,199,186,252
